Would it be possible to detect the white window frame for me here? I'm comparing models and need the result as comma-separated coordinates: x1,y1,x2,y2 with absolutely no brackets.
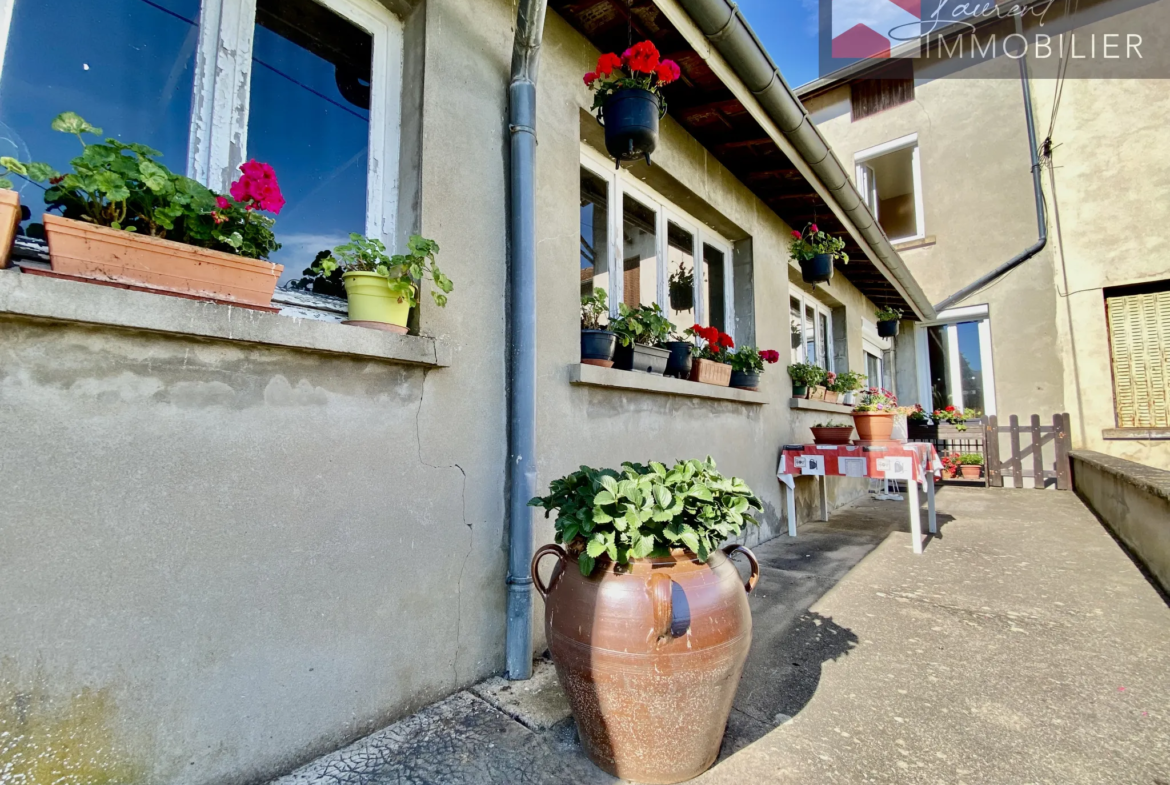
914,304,997,415
854,133,924,244
789,289,834,372
581,145,736,339
0,0,404,245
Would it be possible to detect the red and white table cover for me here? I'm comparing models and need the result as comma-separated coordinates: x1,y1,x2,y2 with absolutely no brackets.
776,443,944,554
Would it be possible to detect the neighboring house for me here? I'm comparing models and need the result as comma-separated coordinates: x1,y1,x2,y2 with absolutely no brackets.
797,0,1170,472
0,0,935,782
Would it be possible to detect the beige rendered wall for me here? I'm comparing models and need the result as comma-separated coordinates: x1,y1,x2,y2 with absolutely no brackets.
0,2,894,784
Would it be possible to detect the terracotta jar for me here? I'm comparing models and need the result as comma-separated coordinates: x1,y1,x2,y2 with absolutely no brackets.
533,543,759,784
811,425,854,445
689,357,731,386
852,412,896,441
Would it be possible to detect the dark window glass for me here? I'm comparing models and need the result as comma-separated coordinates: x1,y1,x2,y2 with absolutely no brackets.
927,324,951,410
621,194,656,309
956,321,985,412
0,0,199,235
666,222,695,326
249,0,371,284
703,244,726,333
580,168,609,299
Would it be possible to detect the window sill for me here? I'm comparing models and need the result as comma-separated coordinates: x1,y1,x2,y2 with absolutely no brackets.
0,268,449,367
789,398,855,415
1102,428,1170,441
892,235,936,252
569,364,768,405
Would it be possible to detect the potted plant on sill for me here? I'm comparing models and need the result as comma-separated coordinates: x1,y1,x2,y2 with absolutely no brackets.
787,362,824,398
789,222,848,286
957,452,984,479
726,346,780,391
1,112,284,306
528,457,761,784
851,386,905,442
822,371,840,403
933,405,982,432
662,324,697,379
875,305,903,338
688,324,734,386
811,420,855,445
307,233,452,333
579,287,616,367
584,43,680,166
832,370,867,406
611,302,673,375
0,172,20,269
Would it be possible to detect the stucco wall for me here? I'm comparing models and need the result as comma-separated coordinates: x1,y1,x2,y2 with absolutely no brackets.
0,2,894,784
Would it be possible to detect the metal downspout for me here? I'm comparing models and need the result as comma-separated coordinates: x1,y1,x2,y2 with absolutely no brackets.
504,0,548,682
933,26,1047,313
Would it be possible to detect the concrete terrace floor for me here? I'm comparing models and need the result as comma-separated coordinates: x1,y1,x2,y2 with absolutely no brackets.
272,488,1170,785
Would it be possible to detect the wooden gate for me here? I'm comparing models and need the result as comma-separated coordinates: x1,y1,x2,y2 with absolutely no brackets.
985,413,1072,490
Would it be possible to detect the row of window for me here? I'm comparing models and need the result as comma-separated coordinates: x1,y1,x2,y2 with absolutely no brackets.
0,0,399,285
580,148,734,337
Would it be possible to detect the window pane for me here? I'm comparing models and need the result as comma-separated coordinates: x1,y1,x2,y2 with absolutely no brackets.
927,324,952,409
580,168,609,300
622,194,657,309
864,145,917,240
0,0,199,236
703,244,726,333
790,296,803,363
866,352,881,388
666,222,695,326
818,312,830,369
249,0,372,284
805,305,816,367
956,320,985,412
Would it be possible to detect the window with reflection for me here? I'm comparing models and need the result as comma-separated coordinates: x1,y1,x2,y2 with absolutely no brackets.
703,244,726,332
622,194,657,309
667,221,695,325
790,289,834,371
0,0,200,237
790,296,804,363
580,167,609,299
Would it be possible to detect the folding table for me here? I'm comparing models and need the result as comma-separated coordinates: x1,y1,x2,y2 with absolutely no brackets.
776,443,944,554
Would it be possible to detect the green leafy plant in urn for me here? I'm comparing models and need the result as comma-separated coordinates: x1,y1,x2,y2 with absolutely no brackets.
529,458,761,784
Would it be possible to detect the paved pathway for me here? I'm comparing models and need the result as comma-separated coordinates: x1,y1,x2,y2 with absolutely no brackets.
273,488,1170,785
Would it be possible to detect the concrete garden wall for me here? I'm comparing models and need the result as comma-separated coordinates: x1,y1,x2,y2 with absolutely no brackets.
0,1,889,783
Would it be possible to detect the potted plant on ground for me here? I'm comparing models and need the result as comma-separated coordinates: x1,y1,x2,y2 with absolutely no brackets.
787,362,824,398
687,324,734,386
1,112,284,306
875,305,903,337
726,346,780,390
308,233,451,333
528,457,761,784
580,288,616,367
852,387,905,442
584,44,680,166
0,172,19,269
611,302,674,374
957,452,984,479
789,222,849,286
811,421,855,445
940,451,961,479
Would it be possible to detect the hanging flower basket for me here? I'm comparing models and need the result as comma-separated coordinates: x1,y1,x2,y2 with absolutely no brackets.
876,306,903,338
789,223,848,287
585,43,679,167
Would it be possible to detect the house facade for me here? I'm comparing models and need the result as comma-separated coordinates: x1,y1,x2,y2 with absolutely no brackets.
0,0,941,782
798,0,1170,473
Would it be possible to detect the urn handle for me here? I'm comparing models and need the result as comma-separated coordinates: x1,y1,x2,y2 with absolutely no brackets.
649,572,673,640
531,543,567,599
722,544,760,594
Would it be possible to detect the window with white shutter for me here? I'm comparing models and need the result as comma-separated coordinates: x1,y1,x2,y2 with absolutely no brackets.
1106,281,1170,428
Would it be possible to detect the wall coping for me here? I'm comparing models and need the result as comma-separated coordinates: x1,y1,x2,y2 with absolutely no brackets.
569,363,768,404
0,268,449,367
1102,427,1170,441
788,397,855,415
1069,450,1170,504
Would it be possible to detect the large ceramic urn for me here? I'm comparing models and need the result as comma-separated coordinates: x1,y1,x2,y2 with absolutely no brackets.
532,542,759,784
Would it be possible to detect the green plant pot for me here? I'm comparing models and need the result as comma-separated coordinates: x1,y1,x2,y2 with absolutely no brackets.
791,383,808,398
342,271,410,330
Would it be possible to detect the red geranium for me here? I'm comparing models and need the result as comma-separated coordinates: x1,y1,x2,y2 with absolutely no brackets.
718,332,734,350
622,41,660,74
583,71,597,86
810,223,819,233
791,229,801,238
945,405,955,412
596,52,622,76
760,350,781,364
654,59,681,84
229,159,284,214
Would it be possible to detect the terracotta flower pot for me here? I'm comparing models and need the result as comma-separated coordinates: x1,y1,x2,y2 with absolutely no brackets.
342,271,410,333
689,357,732,386
0,189,20,269
811,426,854,445
959,464,983,480
824,390,839,404
852,412,896,441
809,385,827,401
533,543,759,784
42,214,282,306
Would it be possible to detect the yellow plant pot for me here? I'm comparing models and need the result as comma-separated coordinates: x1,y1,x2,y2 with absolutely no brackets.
342,271,411,331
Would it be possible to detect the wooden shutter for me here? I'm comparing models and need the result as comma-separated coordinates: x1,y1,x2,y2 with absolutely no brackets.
1107,289,1170,428
850,61,915,121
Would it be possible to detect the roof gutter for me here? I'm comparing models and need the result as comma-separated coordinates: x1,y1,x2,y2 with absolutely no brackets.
671,0,936,321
